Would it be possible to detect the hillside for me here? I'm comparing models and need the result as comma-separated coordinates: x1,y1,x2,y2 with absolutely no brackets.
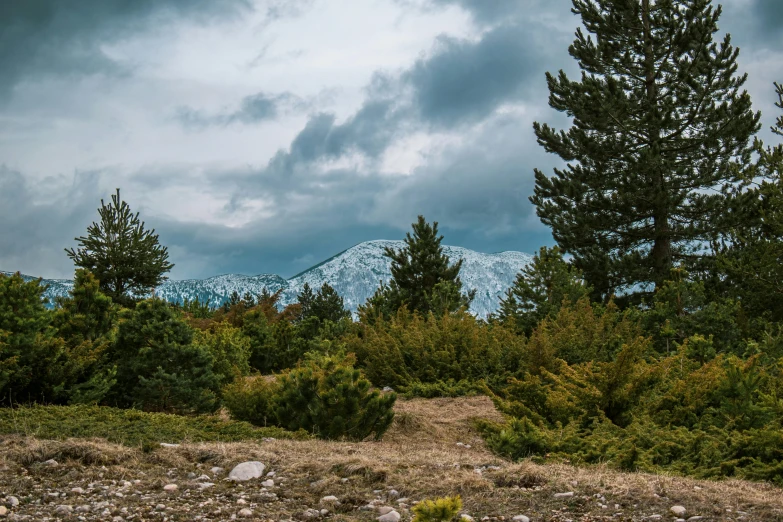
0,397,780,521
2,241,533,318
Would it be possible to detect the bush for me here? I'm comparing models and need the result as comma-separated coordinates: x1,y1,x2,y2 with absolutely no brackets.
192,322,251,387
347,308,525,389
106,299,220,414
224,353,396,440
412,495,462,522
0,272,66,405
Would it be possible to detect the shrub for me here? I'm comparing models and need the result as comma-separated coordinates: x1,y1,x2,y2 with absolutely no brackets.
192,322,251,387
106,299,220,414
347,308,524,389
0,272,66,405
412,495,462,522
224,353,396,440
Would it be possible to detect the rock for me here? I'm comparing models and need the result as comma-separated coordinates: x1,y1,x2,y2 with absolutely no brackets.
382,386,394,392
75,506,91,513
261,479,274,488
378,506,395,515
554,492,574,498
687,517,704,521
228,461,266,482
54,505,73,515
43,459,59,467
238,508,253,518
378,510,401,522
320,496,339,505
69,487,84,495
155,504,166,511
461,515,474,522
302,508,320,518
7,497,19,508
237,499,247,505
670,506,687,517
163,484,178,492
198,482,215,489
196,474,211,481
512,516,530,522
0,506,6,517
210,467,224,475
320,509,329,516
266,471,276,477
159,443,180,448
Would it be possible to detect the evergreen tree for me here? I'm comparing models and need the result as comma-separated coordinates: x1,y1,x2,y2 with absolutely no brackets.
107,299,219,414
310,283,351,324
362,216,475,318
53,269,118,404
0,273,66,405
718,82,783,321
497,246,590,335
65,189,174,308
296,283,316,321
530,0,760,300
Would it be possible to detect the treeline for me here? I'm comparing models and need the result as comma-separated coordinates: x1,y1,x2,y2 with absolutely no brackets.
2,0,783,484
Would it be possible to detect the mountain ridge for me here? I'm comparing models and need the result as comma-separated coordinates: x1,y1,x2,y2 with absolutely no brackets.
2,240,533,318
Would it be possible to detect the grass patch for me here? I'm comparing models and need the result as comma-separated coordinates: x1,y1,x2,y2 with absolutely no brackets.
0,404,310,451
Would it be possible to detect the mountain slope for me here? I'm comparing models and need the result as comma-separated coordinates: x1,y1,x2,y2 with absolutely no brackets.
2,241,532,317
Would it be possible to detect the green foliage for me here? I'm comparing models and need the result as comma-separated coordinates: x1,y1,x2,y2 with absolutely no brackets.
347,307,524,390
0,273,66,405
52,269,118,404
401,379,486,399
65,189,174,308
299,282,351,325
531,0,760,299
192,322,251,387
107,299,220,414
360,216,475,320
0,404,307,451
497,246,590,335
411,495,462,522
224,353,396,440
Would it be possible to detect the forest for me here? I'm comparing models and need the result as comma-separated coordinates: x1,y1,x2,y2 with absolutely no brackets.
2,0,783,486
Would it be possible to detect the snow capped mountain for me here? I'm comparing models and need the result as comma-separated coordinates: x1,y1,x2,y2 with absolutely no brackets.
3,240,533,318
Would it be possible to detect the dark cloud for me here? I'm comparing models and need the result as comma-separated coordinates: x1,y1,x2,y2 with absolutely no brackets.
751,0,783,40
0,0,251,101
0,167,109,278
406,23,549,127
175,92,306,129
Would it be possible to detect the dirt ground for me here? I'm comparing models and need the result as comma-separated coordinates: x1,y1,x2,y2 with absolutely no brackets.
1,396,781,521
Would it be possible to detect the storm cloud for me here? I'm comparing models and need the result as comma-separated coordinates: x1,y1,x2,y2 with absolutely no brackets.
0,0,780,280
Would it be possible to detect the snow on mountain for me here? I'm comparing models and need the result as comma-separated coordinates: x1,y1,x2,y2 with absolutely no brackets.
3,241,533,318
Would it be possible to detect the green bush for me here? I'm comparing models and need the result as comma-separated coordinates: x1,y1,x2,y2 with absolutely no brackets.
0,272,67,405
106,299,220,414
193,322,251,387
412,495,463,522
347,308,524,389
225,353,396,440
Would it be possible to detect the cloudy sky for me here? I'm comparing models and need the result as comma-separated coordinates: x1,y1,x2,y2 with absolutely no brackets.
1,0,782,280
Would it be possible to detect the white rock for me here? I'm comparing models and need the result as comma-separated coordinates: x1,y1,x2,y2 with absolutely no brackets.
237,499,247,505
0,506,7,517
670,506,687,517
55,505,74,515
266,471,276,477
198,482,215,489
320,509,329,516
69,487,84,495
512,516,530,522
75,505,91,513
163,484,178,492
382,386,394,392
238,508,253,517
7,497,19,507
159,443,180,448
321,496,339,505
228,462,266,482
211,467,225,475
44,459,59,467
261,479,274,488
302,508,320,518
378,506,395,515
554,491,574,498
378,510,401,522
155,504,166,511
687,517,704,521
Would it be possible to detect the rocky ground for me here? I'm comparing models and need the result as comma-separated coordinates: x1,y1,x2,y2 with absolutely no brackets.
0,397,781,521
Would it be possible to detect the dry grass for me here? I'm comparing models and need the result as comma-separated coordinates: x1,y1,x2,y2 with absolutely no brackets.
0,397,781,521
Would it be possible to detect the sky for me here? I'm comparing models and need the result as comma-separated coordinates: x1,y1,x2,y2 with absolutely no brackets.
1,0,782,280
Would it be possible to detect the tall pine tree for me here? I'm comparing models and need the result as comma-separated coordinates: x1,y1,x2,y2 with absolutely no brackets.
66,189,174,308
530,0,760,300
361,216,474,318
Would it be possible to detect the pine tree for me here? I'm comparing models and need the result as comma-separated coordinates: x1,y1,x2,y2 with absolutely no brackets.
297,283,316,321
718,82,783,321
530,0,760,300
65,189,174,308
310,283,351,324
497,246,590,335
362,216,475,318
